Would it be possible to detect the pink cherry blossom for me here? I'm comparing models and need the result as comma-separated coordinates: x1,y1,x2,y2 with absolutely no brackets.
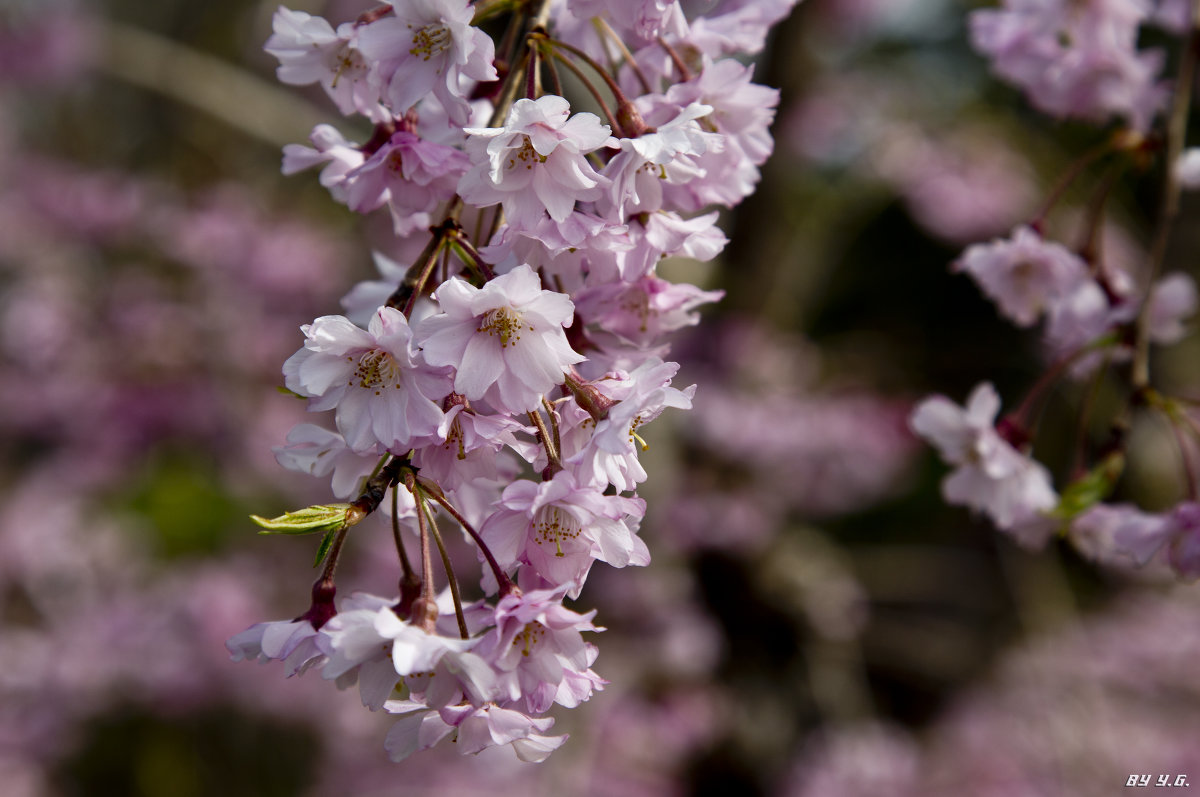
645,59,779,211
458,95,614,228
574,274,724,349
476,585,605,713
1070,502,1175,567
564,358,696,492
479,471,648,597
412,399,533,490
283,307,453,453
970,0,1169,131
1072,501,1200,578
341,127,469,236
481,210,632,294
383,700,566,762
910,382,1058,538
684,0,802,57
272,422,378,499
1175,147,1200,189
314,592,400,709
265,8,384,120
355,0,497,126
1148,272,1198,344
282,124,365,206
325,602,496,709
415,265,585,414
226,618,325,677
954,225,1090,327
598,102,720,221
567,0,689,44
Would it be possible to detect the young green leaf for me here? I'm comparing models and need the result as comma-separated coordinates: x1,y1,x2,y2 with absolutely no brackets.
250,503,354,535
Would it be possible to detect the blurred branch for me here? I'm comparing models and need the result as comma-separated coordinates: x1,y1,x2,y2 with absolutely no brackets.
96,19,334,149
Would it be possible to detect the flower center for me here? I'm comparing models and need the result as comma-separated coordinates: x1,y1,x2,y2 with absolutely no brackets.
512,621,547,656
533,506,581,557
628,415,649,451
506,137,547,171
477,306,531,348
442,416,467,460
409,22,451,61
330,45,366,88
620,290,653,333
349,349,403,395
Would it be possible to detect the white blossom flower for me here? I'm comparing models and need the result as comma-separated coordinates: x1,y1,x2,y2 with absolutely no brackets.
458,96,614,229
910,382,1058,538
265,8,384,120
283,307,453,453
383,700,566,762
480,471,648,597
356,0,497,125
415,265,585,414
954,225,1090,327
564,358,696,492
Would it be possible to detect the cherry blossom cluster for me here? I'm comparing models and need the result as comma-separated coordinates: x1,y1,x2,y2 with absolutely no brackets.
912,1,1200,578
970,0,1182,132
228,0,795,763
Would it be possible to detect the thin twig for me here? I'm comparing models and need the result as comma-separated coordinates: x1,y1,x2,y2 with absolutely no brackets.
421,498,470,639
549,50,623,133
596,17,652,94
528,407,563,475
417,478,516,595
1028,139,1117,232
656,35,692,82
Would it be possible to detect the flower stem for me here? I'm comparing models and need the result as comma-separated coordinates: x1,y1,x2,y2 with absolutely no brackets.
542,396,562,454
595,17,652,94
1028,138,1118,232
1010,333,1120,431
529,406,563,477
419,498,470,639
405,470,439,631
392,485,421,617
449,233,497,281
548,48,623,134
545,37,627,105
417,477,517,596
317,525,350,586
527,40,542,99
656,35,692,82
1076,160,1125,269
1071,349,1113,479
386,220,455,315
545,44,564,97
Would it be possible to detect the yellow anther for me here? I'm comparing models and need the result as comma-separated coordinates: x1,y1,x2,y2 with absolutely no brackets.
533,506,581,558
409,23,452,61
477,306,527,348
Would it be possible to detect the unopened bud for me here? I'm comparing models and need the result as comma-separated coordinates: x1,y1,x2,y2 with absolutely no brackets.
411,597,440,632
616,100,651,138
564,372,617,422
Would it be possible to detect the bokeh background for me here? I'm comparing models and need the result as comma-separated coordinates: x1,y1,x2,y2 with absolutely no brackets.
4,1,1200,795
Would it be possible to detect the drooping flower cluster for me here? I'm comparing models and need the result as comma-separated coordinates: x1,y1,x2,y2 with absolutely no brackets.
913,1,1200,579
970,0,1173,131
231,0,797,764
